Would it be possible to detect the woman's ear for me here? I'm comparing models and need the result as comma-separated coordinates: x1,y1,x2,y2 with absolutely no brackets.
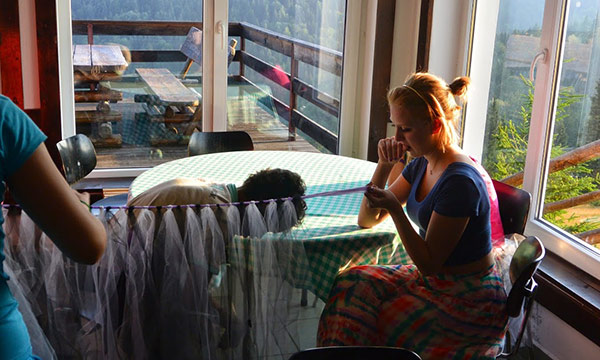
431,118,442,134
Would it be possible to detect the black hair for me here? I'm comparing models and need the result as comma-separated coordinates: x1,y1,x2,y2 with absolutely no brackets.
241,168,307,223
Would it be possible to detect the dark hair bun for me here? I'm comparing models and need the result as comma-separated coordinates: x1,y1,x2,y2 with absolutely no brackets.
448,76,470,97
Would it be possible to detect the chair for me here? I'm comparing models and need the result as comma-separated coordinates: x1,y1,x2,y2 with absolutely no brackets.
492,179,532,235
188,131,254,156
56,134,127,215
497,235,545,358
56,134,97,185
288,346,422,360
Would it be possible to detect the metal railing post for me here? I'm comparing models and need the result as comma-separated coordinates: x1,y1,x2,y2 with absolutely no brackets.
288,43,297,141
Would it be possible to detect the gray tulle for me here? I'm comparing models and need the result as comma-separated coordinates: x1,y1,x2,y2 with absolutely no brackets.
2,200,309,359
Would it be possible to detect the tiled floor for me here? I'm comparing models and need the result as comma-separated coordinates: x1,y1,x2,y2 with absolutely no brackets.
273,289,325,360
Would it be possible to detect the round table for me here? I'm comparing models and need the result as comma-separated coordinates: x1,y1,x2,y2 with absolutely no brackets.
130,151,411,300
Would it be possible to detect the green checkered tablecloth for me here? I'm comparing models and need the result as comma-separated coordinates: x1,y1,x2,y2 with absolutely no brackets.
130,151,412,300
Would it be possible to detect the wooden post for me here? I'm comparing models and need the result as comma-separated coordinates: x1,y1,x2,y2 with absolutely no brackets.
366,0,396,161
240,37,246,78
87,23,95,91
87,23,93,44
35,0,62,169
288,44,297,141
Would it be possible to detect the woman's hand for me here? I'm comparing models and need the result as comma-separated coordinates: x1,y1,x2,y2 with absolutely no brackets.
363,184,401,213
377,137,406,164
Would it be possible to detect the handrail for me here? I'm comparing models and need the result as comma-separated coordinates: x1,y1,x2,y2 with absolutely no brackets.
71,20,342,153
502,138,600,188
500,139,600,245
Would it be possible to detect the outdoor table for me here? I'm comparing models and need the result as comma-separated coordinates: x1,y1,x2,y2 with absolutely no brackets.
73,44,129,147
130,150,412,300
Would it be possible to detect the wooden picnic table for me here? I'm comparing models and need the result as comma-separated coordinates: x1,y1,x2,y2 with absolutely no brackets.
136,68,202,145
73,44,129,148
73,44,128,77
136,68,200,106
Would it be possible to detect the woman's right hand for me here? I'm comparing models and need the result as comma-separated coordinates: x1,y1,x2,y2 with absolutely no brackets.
377,137,406,164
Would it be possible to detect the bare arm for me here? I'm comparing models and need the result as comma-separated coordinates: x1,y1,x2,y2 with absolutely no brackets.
364,185,469,274
7,144,107,264
358,137,408,228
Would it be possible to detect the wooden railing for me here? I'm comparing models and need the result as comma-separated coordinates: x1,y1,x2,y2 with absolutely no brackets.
72,20,341,153
501,138,600,244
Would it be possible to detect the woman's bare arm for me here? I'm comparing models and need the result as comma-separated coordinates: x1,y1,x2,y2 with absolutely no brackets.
7,144,106,264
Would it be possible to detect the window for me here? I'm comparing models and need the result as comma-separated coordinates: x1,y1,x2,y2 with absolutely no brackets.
69,0,204,171
227,0,347,155
469,0,600,278
61,0,350,174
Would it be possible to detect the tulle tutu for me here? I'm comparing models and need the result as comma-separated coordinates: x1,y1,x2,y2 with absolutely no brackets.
2,200,309,359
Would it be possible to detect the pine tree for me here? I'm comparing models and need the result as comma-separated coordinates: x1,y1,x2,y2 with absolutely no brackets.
587,79,600,144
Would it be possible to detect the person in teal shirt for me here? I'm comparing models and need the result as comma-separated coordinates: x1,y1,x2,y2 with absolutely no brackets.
0,95,106,359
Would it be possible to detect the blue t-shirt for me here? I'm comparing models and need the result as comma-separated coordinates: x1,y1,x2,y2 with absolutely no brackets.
0,95,47,359
402,157,492,266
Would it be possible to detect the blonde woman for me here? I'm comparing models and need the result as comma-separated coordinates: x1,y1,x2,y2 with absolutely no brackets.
317,73,507,359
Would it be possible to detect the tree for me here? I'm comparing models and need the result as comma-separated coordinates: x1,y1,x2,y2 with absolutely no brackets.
484,75,599,234
587,79,600,145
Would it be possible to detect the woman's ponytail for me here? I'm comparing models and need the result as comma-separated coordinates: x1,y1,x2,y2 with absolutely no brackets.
448,76,470,99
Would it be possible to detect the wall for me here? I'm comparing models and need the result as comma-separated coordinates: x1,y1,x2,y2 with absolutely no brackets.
531,305,600,360
18,0,40,109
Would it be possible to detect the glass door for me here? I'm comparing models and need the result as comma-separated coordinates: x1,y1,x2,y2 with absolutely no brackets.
225,0,348,154
69,0,203,169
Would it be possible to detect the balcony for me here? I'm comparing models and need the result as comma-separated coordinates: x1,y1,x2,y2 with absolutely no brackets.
72,20,341,168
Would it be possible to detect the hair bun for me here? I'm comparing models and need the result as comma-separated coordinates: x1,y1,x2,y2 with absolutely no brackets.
448,76,470,98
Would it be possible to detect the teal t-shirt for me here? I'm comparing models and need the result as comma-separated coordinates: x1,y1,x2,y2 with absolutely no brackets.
0,95,47,359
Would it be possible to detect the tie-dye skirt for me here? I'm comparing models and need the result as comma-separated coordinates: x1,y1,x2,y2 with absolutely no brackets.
317,264,508,359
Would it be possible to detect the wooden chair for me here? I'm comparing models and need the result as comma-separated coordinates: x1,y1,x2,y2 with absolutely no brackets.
57,134,127,216
492,179,532,235
497,235,545,358
288,346,422,360
180,26,238,79
187,131,254,156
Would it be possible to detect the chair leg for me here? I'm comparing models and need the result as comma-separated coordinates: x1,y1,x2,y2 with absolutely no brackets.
301,289,308,306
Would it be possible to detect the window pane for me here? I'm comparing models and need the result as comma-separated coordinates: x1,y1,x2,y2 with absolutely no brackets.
228,0,347,154
481,0,545,180
541,0,600,251
71,1,203,169
482,0,600,252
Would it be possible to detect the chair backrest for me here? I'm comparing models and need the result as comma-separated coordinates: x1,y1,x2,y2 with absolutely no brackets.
56,134,97,185
492,179,531,235
188,131,254,156
180,26,202,64
506,235,545,317
500,235,545,357
288,346,422,360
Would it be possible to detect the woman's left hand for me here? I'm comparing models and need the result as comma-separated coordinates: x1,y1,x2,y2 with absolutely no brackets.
364,184,401,212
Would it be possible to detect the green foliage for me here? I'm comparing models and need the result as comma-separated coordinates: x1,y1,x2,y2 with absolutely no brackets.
485,74,600,233
587,80,600,144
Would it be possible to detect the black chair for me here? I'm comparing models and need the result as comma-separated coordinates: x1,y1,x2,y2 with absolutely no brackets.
492,179,532,235
288,346,422,360
187,130,254,156
56,134,127,215
497,235,545,358
56,134,97,185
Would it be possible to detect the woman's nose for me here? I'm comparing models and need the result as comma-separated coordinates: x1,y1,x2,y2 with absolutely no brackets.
395,128,403,141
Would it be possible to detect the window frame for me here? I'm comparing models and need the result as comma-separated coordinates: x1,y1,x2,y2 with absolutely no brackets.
463,0,600,279
57,0,361,176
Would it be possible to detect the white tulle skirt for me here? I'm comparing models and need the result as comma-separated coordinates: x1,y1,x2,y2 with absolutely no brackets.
2,200,308,359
